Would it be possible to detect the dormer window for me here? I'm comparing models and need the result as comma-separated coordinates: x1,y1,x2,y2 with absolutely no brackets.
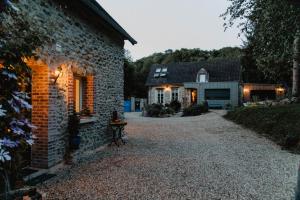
196,68,209,83
154,67,168,78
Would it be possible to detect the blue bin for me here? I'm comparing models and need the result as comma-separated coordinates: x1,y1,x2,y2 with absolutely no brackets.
124,100,131,112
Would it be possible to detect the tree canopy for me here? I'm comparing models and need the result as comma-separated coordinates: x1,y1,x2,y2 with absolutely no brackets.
223,0,300,92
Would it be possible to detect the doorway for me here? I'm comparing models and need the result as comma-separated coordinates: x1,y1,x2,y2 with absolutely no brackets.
191,89,197,104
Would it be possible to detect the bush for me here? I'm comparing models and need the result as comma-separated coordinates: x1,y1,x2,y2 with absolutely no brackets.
182,102,209,116
145,104,175,117
225,104,300,152
168,100,181,112
145,104,162,117
161,107,175,115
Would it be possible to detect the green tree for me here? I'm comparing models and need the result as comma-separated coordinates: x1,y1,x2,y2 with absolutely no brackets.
223,0,300,97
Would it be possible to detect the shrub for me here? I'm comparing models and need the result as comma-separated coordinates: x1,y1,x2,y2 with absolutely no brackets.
182,102,209,116
145,104,175,117
145,104,163,117
161,107,175,115
168,100,181,112
225,104,300,152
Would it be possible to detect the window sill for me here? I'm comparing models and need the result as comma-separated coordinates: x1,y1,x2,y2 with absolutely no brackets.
79,116,98,124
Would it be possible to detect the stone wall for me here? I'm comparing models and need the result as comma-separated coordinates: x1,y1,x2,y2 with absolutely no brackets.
6,0,125,168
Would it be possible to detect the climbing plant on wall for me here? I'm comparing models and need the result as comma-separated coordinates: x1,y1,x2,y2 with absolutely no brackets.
0,1,49,197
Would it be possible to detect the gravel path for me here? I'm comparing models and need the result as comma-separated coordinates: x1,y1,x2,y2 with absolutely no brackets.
38,111,300,200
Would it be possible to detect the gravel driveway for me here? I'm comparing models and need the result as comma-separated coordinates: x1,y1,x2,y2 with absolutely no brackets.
38,111,300,200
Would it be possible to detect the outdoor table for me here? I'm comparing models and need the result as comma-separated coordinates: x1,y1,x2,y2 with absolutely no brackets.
109,121,127,146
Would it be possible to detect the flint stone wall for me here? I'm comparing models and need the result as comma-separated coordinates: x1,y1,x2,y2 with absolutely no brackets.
4,0,125,168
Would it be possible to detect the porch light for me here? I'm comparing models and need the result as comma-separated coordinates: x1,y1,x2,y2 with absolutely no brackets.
276,87,285,92
50,66,62,84
0,59,4,68
243,88,250,93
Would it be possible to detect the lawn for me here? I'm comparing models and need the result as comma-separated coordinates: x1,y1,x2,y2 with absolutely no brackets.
225,104,300,153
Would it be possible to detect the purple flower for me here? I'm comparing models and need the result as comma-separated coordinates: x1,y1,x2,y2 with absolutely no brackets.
0,105,6,117
13,91,30,100
11,126,25,135
12,94,32,110
0,138,19,148
8,99,20,113
2,70,17,80
18,119,37,129
0,149,11,162
25,139,34,145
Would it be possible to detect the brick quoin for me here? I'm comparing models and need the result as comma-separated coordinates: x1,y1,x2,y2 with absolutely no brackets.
27,59,50,169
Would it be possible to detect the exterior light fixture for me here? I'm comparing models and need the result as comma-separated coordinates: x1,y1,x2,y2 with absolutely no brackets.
0,59,4,69
243,88,250,93
165,85,171,91
50,66,62,84
276,87,285,93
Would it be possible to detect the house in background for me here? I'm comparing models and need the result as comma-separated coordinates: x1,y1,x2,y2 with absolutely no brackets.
3,0,136,169
146,59,242,108
145,59,285,108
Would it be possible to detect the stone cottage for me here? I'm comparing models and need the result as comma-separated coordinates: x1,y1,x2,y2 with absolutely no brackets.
4,0,136,169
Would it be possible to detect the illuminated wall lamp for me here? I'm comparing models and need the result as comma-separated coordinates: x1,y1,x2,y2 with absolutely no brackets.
276,87,285,93
164,85,171,91
243,88,250,93
50,66,62,84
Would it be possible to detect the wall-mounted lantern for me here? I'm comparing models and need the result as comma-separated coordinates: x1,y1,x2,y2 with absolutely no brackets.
0,59,4,68
164,85,171,91
243,88,250,94
50,66,62,84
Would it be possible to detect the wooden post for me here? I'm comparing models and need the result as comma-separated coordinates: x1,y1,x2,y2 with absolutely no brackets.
130,97,135,112
292,29,300,98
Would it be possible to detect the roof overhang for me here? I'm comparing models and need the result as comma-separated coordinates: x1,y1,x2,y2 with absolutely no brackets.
80,0,137,45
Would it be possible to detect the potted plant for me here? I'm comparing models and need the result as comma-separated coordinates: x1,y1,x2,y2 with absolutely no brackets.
68,114,80,150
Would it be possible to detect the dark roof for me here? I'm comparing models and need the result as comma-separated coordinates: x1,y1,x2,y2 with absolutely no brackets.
145,59,241,86
80,0,137,45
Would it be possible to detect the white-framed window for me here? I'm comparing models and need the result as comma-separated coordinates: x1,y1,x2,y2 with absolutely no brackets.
157,89,164,104
196,68,208,83
171,88,179,101
199,74,206,83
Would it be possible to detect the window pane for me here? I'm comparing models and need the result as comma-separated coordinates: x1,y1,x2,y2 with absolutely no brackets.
75,78,83,113
155,68,161,73
75,79,80,112
157,89,164,104
200,74,206,82
172,88,178,101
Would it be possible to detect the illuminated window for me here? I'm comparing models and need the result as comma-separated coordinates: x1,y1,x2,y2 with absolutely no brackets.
74,75,95,114
74,77,85,113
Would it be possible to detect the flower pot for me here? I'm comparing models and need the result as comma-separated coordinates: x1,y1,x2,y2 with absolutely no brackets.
70,135,81,150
